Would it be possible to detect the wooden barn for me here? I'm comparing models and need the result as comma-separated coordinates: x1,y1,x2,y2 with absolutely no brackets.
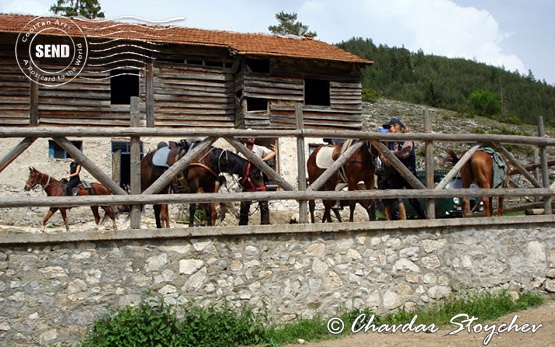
0,13,372,130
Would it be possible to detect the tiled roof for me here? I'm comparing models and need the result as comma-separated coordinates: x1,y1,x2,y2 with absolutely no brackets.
0,13,372,65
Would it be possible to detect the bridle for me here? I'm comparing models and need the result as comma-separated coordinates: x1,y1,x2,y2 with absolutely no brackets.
241,162,267,193
25,171,52,191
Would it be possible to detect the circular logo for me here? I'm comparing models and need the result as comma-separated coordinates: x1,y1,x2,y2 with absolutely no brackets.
15,16,88,87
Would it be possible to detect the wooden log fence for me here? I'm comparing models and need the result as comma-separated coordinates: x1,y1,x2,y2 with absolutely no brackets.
1,103,554,228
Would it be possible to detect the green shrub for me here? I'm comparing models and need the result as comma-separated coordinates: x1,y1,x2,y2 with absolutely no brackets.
78,296,183,347
362,88,381,103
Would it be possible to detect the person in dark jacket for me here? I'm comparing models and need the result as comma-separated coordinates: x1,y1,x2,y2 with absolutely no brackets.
65,160,82,196
381,117,426,220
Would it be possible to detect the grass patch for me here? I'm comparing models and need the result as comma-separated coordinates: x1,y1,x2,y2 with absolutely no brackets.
57,291,545,347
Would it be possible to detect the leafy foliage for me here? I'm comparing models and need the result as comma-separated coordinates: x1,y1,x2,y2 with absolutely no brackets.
337,38,555,126
50,0,105,19
468,89,501,117
268,11,317,37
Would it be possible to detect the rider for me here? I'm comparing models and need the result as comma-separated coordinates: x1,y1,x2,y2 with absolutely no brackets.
381,117,426,220
65,160,82,196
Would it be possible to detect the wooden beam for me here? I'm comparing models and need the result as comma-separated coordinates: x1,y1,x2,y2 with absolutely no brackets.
52,137,128,195
424,109,435,219
435,144,481,190
538,116,552,214
30,78,38,126
129,97,142,228
0,187,551,209
307,140,364,192
493,143,542,188
225,136,295,191
145,62,155,127
371,140,426,190
295,102,308,223
0,137,37,173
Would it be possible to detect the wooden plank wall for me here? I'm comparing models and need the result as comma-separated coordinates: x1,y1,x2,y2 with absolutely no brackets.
240,78,362,130
152,61,235,128
0,54,30,126
37,66,143,127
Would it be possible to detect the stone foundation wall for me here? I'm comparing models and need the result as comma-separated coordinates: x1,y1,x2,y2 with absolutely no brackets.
1,218,554,346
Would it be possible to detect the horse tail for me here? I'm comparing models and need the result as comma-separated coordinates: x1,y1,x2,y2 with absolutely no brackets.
444,149,460,165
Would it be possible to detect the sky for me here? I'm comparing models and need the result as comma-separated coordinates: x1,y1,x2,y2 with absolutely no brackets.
2,0,554,85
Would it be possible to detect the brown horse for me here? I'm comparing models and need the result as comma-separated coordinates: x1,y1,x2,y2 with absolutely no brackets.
140,140,193,228
445,148,506,217
183,147,266,227
307,140,377,223
24,167,117,232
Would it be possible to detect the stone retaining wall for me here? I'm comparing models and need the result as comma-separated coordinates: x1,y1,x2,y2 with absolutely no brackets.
1,217,554,346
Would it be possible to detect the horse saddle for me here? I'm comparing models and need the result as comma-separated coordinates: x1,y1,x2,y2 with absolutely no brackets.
62,180,93,196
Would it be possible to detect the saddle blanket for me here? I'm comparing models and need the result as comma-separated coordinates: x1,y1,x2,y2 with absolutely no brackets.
152,147,171,167
479,147,507,188
315,145,335,169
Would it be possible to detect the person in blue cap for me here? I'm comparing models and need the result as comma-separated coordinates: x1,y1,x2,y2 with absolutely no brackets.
381,117,426,220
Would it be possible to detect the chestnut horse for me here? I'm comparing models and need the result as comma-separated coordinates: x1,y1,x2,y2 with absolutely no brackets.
307,140,377,223
24,167,117,232
140,140,192,228
183,147,266,227
445,148,506,217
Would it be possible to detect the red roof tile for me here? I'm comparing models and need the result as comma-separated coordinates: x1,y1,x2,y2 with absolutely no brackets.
0,13,372,65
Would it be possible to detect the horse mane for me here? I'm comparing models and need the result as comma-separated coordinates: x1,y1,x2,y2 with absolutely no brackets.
444,149,460,165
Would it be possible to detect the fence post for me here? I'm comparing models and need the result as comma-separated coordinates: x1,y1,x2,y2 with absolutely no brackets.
130,97,142,228
424,109,435,219
296,103,308,223
538,116,552,214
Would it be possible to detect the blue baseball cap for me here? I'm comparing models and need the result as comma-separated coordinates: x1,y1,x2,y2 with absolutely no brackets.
382,117,405,129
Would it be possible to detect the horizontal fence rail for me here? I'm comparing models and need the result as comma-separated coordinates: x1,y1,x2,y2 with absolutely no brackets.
0,188,552,208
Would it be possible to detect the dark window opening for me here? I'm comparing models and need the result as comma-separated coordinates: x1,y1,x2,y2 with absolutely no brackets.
48,140,82,159
246,97,268,111
246,59,270,73
111,141,144,188
110,69,139,105
305,79,330,106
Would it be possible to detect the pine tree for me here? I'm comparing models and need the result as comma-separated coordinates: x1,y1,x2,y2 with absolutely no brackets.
268,11,317,37
50,0,105,19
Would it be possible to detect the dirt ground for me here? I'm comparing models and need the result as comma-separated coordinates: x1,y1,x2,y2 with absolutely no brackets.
284,300,555,347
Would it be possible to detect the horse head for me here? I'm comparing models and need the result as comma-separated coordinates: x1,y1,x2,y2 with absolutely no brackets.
240,162,266,192
24,167,41,191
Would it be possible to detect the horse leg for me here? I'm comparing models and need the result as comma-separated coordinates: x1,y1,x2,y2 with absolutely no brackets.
498,197,504,216
160,204,170,228
101,206,117,230
309,199,316,223
153,204,162,228
41,207,58,232
91,206,101,225
60,208,70,232
348,200,359,222
189,203,197,228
